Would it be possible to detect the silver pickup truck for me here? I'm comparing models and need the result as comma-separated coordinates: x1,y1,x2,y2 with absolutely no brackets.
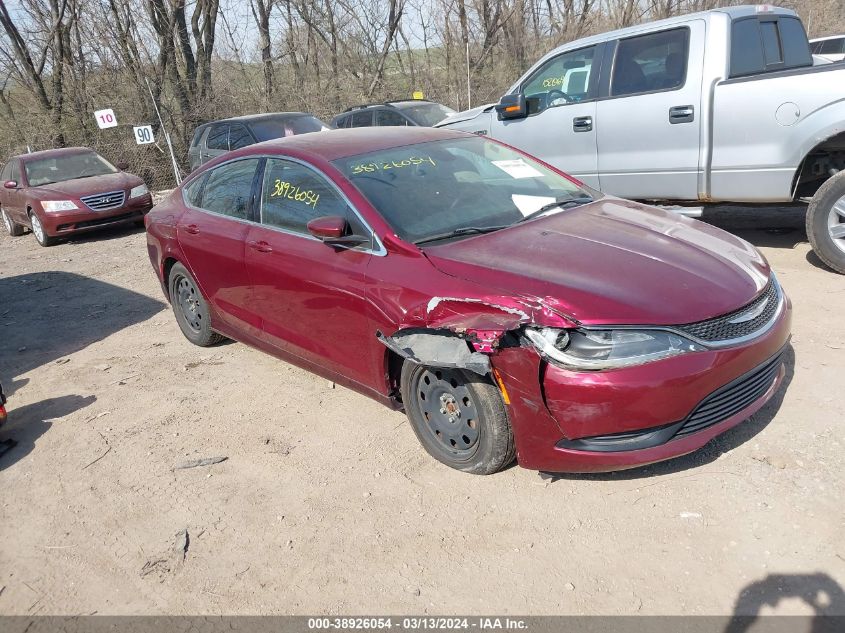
436,5,845,273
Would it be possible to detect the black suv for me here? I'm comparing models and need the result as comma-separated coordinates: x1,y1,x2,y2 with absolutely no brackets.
188,112,330,171
331,100,455,129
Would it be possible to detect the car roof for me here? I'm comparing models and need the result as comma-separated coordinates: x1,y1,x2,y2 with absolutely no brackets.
197,112,315,128
248,126,469,162
14,147,95,162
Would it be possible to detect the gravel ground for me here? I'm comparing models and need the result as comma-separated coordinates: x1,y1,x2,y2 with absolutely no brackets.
0,204,843,616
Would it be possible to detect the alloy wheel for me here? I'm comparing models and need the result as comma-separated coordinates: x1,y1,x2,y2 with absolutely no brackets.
1,210,11,234
30,213,45,243
829,194,845,255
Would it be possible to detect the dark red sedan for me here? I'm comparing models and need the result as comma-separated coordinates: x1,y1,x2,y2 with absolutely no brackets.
1,147,153,246
145,127,791,475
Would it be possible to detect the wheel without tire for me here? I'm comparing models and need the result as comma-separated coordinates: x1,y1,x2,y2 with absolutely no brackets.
168,262,224,346
2,209,24,236
400,362,515,474
806,170,845,274
29,211,56,246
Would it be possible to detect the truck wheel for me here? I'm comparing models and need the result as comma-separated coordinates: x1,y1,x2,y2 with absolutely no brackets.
806,170,845,274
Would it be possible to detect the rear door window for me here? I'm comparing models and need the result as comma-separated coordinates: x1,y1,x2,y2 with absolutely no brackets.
206,125,229,151
819,37,845,55
199,159,259,220
349,111,373,127
376,109,408,126
610,28,689,97
228,124,253,150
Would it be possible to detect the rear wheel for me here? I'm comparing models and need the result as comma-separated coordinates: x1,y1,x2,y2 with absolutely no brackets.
400,363,515,474
29,211,56,247
168,262,223,347
806,170,845,274
1,209,24,236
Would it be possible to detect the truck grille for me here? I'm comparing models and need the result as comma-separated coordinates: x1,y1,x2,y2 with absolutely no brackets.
673,349,784,438
675,278,780,343
80,190,126,211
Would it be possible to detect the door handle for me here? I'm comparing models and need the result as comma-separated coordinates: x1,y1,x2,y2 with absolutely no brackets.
184,224,200,235
247,240,273,253
669,105,694,124
573,116,593,132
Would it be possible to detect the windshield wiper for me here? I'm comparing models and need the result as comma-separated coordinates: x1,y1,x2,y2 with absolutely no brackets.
413,225,508,246
515,195,594,224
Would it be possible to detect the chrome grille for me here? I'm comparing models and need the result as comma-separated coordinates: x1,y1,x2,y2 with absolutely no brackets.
674,349,784,438
675,279,780,343
80,190,126,211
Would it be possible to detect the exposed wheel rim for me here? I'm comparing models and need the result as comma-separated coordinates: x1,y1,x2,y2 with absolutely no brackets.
30,213,45,243
829,194,845,255
174,275,203,333
414,368,480,456
1,210,11,234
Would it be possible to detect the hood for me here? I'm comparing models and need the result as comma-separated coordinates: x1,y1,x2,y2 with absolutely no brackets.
422,198,771,326
29,171,142,199
435,103,495,128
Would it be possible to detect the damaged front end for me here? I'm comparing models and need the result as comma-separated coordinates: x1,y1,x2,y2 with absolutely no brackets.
377,295,576,375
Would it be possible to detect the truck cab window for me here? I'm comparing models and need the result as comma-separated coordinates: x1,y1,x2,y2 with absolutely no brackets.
521,46,596,115
730,17,811,78
611,28,689,97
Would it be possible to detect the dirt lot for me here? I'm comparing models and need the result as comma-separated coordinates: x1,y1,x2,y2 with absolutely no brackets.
0,205,843,617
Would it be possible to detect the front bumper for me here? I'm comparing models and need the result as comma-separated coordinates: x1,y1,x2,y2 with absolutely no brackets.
492,293,792,473
39,193,154,236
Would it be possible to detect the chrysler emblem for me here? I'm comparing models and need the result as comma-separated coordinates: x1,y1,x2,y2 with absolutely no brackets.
728,297,769,324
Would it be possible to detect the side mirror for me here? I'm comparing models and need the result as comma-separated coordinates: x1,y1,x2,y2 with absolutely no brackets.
3,180,17,189
116,160,130,171
307,215,369,247
495,93,527,120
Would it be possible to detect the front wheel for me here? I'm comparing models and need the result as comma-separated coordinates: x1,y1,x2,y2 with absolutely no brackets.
168,262,223,347
29,211,56,247
806,170,845,274
400,363,515,474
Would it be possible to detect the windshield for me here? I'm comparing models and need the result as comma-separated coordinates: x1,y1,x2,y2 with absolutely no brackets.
24,151,117,186
249,116,330,141
333,136,593,244
398,103,457,126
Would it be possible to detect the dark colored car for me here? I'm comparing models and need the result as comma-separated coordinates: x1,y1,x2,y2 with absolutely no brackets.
188,113,330,171
332,100,456,129
146,127,791,475
0,147,153,247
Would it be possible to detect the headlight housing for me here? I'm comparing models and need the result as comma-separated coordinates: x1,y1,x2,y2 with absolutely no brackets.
524,327,705,371
130,184,149,199
41,200,78,212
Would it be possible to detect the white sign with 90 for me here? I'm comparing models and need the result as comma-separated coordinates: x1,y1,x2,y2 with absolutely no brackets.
133,125,155,145
94,108,118,129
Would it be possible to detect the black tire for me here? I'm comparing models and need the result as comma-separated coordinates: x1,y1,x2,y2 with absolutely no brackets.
168,262,224,347
1,208,25,236
806,170,845,274
28,211,57,246
400,362,515,474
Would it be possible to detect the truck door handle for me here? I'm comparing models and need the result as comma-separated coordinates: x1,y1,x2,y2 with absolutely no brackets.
573,116,593,132
669,105,694,124
184,224,200,235
247,240,273,253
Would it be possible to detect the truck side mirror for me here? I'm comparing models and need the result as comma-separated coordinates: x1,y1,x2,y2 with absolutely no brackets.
495,93,527,121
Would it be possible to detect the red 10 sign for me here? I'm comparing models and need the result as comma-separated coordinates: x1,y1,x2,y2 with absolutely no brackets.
94,108,118,129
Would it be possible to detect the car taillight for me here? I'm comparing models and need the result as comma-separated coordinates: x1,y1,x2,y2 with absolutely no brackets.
0,404,6,426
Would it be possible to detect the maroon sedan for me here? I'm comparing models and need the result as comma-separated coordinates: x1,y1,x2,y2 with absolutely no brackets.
146,127,791,475
1,147,153,246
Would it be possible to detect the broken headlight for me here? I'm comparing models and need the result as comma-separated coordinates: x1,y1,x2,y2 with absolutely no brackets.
524,327,705,371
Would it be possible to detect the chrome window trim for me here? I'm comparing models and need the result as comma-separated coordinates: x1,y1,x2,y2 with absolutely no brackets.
576,276,784,350
180,154,387,257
